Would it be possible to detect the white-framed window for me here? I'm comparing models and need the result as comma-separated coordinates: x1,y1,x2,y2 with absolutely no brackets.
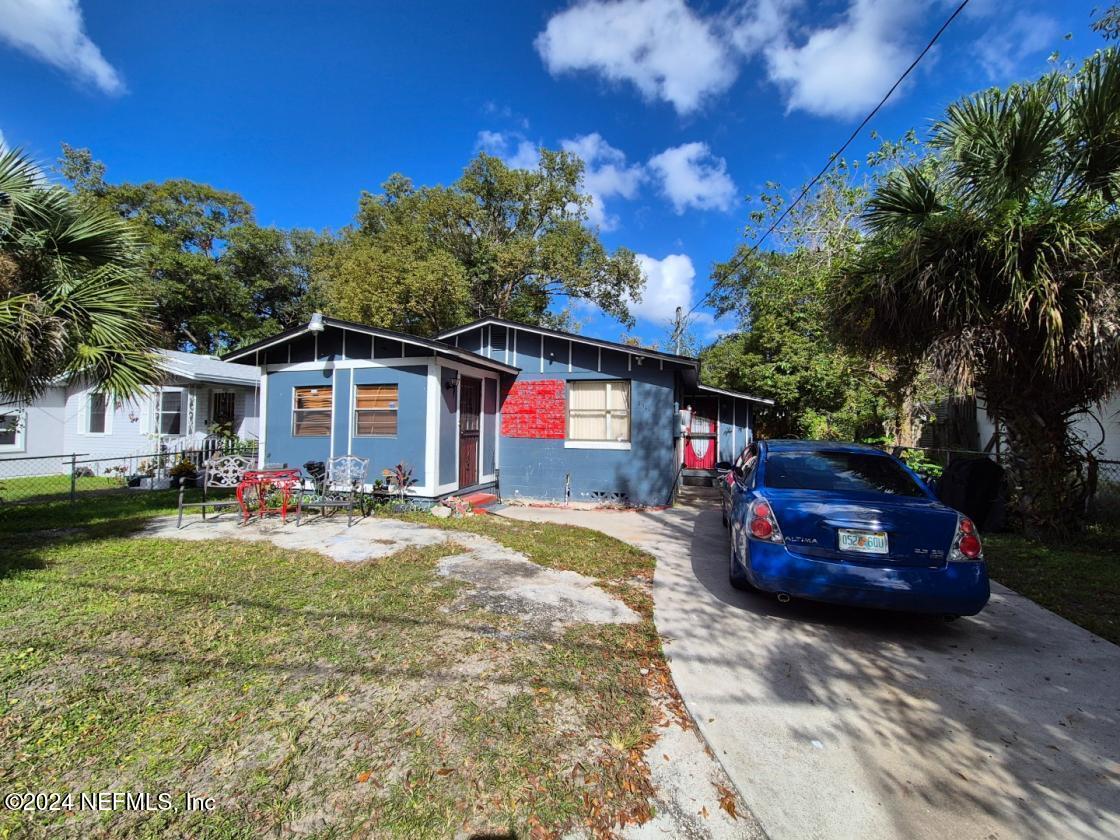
567,380,630,447
293,386,332,437
0,408,26,452
155,390,183,436
87,393,110,435
354,384,398,436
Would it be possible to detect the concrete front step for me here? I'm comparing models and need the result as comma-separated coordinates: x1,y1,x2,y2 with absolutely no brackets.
460,491,499,513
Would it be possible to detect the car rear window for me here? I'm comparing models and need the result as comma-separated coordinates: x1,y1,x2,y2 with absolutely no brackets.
764,451,926,497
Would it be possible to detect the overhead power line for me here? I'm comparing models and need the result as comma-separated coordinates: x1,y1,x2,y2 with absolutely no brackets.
688,0,971,321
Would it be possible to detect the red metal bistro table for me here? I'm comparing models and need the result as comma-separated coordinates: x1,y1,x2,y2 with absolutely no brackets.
237,469,303,524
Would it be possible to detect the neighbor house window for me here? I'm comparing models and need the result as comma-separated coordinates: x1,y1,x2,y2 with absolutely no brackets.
156,391,182,435
354,384,398,436
0,410,24,452
88,393,109,434
568,380,630,442
212,392,236,426
293,386,332,436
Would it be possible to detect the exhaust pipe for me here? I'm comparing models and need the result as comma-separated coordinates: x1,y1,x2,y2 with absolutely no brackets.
776,592,791,604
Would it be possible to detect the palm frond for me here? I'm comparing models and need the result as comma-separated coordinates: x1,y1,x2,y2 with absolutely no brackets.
863,167,943,233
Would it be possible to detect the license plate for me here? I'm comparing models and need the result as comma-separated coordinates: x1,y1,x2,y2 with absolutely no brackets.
838,529,889,555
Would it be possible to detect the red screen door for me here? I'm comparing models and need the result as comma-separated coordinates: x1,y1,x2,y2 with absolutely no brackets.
683,399,718,469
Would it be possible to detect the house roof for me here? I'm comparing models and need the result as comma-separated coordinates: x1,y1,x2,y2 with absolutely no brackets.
436,317,701,369
695,383,775,406
221,316,520,375
158,349,261,387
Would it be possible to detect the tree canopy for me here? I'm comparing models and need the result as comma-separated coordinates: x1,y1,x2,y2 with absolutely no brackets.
0,149,160,402
703,156,934,441
321,150,643,332
60,146,321,354
831,49,1120,534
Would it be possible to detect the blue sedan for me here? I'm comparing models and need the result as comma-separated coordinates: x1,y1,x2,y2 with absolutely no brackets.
727,440,989,617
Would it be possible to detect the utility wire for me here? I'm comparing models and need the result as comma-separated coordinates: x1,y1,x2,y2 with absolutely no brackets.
687,0,971,322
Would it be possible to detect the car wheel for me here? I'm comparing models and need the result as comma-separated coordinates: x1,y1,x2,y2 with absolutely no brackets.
721,500,728,528
729,534,752,591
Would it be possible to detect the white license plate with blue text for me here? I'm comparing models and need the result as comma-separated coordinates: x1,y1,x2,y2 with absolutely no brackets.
838,529,889,555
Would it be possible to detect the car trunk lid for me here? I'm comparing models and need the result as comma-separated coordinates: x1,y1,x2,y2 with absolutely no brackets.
765,489,957,568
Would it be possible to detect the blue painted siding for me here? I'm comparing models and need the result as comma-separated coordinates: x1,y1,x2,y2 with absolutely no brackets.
499,361,679,507
719,398,733,462
350,366,428,478
439,367,458,486
332,368,351,457
264,365,428,480
264,368,334,469
483,378,497,476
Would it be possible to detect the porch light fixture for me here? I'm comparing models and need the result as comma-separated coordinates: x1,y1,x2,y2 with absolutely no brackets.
308,312,325,333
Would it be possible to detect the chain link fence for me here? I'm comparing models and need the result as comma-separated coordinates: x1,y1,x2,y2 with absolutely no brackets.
0,442,258,506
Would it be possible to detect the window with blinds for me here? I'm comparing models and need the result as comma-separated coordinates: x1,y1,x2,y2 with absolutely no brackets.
568,380,630,442
354,384,398,436
293,386,332,436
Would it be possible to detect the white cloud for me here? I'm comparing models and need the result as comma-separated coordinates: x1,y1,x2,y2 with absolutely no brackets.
560,133,644,230
628,253,696,323
475,130,539,170
0,0,124,94
763,0,925,119
535,0,737,115
648,142,737,213
975,12,1060,80
535,0,967,121
727,0,801,55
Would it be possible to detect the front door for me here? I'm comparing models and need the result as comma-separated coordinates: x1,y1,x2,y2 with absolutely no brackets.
459,377,481,488
684,398,718,470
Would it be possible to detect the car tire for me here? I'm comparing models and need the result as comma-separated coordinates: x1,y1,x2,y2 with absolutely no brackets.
729,536,752,591
721,502,728,528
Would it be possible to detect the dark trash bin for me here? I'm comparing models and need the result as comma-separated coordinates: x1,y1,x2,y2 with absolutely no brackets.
937,456,1006,531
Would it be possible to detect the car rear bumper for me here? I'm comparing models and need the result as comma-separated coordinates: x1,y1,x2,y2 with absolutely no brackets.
745,540,990,615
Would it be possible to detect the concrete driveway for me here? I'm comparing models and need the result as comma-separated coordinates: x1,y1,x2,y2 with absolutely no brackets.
499,500,1120,840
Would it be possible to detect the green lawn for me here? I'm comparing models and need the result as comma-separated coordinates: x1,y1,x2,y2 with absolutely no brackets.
0,496,665,838
984,524,1120,645
0,473,121,504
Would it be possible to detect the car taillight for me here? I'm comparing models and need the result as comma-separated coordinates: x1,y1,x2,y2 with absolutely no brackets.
949,515,983,561
748,498,783,543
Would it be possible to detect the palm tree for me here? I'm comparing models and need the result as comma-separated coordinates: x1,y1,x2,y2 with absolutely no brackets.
0,148,161,403
831,49,1120,536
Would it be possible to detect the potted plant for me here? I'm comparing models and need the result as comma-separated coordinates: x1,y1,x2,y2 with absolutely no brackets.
168,457,198,489
381,462,415,512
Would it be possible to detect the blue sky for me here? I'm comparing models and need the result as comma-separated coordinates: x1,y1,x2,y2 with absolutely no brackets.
0,0,1106,347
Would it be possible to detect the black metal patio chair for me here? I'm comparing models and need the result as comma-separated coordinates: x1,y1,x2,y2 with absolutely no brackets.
296,455,369,527
177,454,255,528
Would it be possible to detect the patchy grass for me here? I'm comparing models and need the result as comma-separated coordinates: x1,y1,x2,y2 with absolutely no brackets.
0,496,668,838
985,523,1120,645
388,510,656,607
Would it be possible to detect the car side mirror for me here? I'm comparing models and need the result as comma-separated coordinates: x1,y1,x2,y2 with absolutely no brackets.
732,465,745,482
715,460,733,474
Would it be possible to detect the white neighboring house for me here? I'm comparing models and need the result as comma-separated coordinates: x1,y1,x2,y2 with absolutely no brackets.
0,350,261,477
977,393,1120,461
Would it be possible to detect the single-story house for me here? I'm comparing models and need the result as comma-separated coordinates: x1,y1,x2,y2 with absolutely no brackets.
223,314,771,506
0,350,261,478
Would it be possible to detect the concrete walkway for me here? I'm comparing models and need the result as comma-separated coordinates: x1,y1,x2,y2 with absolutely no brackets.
499,501,1120,840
